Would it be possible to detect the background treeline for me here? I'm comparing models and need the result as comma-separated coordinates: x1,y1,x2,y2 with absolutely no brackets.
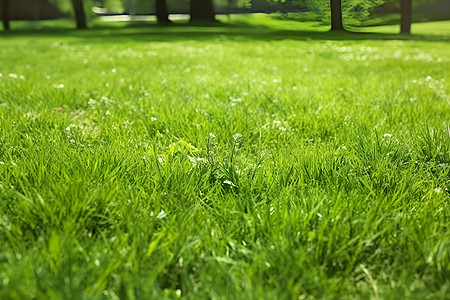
1,0,449,33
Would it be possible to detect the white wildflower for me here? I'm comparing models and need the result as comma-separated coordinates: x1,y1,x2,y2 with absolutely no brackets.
157,210,167,219
65,124,75,131
223,180,237,187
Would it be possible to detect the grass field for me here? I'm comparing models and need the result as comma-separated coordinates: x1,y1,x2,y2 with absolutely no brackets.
0,15,449,299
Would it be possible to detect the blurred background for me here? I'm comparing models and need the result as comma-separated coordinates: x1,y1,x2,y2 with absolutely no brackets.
1,0,449,25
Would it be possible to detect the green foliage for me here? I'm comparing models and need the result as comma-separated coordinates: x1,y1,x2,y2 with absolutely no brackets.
49,0,74,14
385,0,439,7
102,0,125,13
271,0,439,24
50,0,98,16
0,16,449,299
290,0,387,24
344,0,386,22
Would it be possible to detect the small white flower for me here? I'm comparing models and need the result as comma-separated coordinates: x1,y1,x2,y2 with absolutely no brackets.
111,68,117,73
434,188,442,194
151,117,157,121
157,210,167,219
188,156,206,167
209,132,216,138
24,112,37,119
230,97,242,105
383,133,392,137
8,73,18,79
53,84,64,89
65,124,75,131
223,180,237,187
233,132,242,141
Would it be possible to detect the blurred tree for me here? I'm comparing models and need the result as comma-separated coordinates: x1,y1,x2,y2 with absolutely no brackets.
382,0,438,34
330,0,343,30
71,0,87,28
400,0,411,33
155,0,170,23
1,0,10,31
190,0,215,22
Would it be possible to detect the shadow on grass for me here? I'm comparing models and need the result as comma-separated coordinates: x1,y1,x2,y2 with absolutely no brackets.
1,19,449,43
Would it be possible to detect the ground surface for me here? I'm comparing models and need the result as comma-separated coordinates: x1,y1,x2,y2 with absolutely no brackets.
0,15,449,299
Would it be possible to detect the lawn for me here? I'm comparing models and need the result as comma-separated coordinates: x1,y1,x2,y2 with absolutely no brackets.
0,15,449,299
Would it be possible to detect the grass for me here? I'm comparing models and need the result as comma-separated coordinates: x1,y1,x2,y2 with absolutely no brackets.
0,15,449,299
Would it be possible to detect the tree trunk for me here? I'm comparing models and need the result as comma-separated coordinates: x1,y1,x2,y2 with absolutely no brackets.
155,0,171,24
190,0,215,23
71,0,87,29
1,0,10,31
400,0,412,34
330,0,343,31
